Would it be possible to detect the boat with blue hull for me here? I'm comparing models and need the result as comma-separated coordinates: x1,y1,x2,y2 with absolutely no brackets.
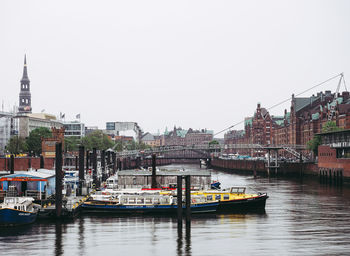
82,194,218,215
0,197,39,226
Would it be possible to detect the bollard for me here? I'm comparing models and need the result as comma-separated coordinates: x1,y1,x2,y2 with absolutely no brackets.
55,142,63,218
79,146,85,196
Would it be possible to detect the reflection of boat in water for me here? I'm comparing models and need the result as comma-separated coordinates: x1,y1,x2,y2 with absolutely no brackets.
0,197,39,226
82,193,218,215
193,187,268,213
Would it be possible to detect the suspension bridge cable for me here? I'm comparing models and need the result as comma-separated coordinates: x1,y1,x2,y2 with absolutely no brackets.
214,73,343,137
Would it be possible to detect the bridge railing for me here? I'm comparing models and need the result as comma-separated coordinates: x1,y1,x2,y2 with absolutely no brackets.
114,143,307,157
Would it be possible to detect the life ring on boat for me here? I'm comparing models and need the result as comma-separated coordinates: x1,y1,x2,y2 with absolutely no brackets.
191,199,196,203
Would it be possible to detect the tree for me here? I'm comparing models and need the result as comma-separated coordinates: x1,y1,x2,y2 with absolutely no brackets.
307,121,342,155
307,135,321,155
6,136,28,154
321,121,342,133
209,140,219,146
81,130,114,150
64,136,81,152
26,127,52,156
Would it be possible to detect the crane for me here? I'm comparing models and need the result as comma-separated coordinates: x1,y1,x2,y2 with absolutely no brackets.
328,73,347,121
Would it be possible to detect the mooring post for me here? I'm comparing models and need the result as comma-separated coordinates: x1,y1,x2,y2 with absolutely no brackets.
107,151,111,168
92,148,97,188
185,175,191,220
112,152,116,175
78,146,85,196
55,142,63,218
85,150,89,175
117,158,121,171
151,154,157,188
199,159,201,168
275,149,278,175
28,157,31,170
177,175,183,220
40,155,44,169
267,149,270,176
101,150,106,182
10,154,14,174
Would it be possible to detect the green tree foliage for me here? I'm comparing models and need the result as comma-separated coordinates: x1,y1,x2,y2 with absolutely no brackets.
81,130,114,150
307,135,321,155
321,121,342,133
26,127,52,156
6,136,28,154
64,136,81,152
209,140,219,146
307,121,343,155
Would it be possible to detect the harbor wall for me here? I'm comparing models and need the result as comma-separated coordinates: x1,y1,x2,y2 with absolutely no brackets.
0,157,55,171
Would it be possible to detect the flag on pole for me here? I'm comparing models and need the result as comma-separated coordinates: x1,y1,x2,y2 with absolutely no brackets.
76,113,81,119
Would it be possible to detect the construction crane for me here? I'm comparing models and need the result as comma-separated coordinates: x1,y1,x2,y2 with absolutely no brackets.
328,73,348,121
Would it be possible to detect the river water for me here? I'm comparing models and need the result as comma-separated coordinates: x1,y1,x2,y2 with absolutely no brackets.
1,164,350,256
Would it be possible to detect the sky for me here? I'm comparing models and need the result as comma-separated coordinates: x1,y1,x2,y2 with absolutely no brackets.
1,0,350,137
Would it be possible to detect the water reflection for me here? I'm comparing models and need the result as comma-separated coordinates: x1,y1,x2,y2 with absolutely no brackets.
176,219,192,256
55,222,63,256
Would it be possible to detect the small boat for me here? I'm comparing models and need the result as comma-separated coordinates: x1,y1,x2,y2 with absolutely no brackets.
82,193,218,215
210,181,221,189
192,187,268,213
0,197,39,226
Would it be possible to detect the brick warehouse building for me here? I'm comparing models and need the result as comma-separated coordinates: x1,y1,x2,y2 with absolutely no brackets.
225,91,350,156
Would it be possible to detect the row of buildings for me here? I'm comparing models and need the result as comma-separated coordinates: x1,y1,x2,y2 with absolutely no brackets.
224,89,350,155
140,127,214,147
0,56,213,155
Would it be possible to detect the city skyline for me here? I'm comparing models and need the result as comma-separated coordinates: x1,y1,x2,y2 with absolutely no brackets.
1,1,350,136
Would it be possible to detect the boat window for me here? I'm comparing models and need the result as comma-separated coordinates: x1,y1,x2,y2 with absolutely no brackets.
207,195,213,200
215,195,221,200
14,206,17,210
223,195,229,200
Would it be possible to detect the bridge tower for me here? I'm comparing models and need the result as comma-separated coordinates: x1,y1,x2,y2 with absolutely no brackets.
18,55,32,114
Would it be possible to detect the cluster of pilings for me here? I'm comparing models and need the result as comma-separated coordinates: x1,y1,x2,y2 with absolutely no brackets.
54,145,120,218
319,168,343,185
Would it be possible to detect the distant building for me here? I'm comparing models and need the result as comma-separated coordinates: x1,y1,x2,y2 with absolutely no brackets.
63,121,85,138
85,126,99,136
318,129,350,178
105,122,142,142
16,113,63,138
141,132,161,147
41,127,65,158
163,126,213,146
225,91,350,156
0,114,17,155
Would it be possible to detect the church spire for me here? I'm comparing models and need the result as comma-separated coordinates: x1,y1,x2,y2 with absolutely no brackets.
21,54,29,82
18,54,32,114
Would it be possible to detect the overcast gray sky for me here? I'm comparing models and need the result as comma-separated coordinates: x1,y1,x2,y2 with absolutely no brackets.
1,0,350,137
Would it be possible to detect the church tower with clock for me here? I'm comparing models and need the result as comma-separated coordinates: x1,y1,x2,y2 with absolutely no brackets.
18,55,32,114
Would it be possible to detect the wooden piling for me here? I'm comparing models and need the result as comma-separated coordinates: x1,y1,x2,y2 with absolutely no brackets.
85,150,89,175
55,142,63,218
112,152,116,174
185,175,191,220
101,150,106,181
40,155,44,169
177,175,183,219
92,148,97,187
151,154,157,188
78,146,85,196
10,154,14,174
